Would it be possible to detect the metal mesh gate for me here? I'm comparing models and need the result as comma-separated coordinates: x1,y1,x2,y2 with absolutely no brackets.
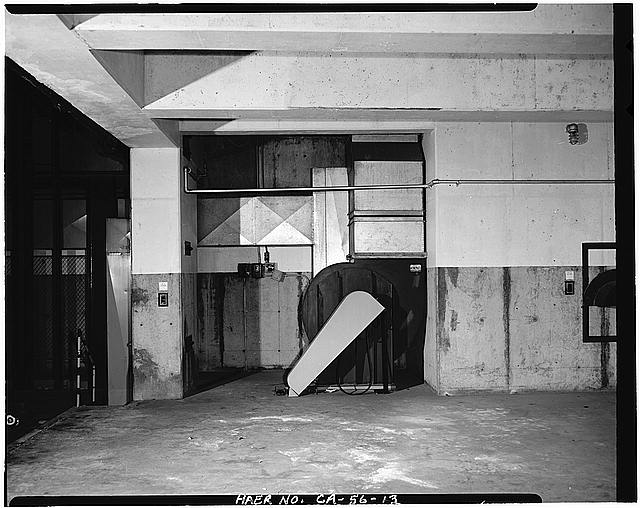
32,255,54,388
62,255,87,391
29,254,88,392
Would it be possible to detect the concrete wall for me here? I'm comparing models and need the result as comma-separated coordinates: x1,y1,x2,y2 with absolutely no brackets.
261,136,346,188
132,124,615,396
197,273,309,370
424,267,438,391
425,121,616,393
430,122,615,267
198,246,312,273
131,273,183,399
131,147,186,399
435,266,616,392
194,136,344,369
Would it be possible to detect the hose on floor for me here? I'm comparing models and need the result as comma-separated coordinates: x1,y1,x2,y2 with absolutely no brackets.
336,335,374,395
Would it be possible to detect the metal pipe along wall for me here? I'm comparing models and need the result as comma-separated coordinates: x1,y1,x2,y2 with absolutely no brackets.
184,167,614,195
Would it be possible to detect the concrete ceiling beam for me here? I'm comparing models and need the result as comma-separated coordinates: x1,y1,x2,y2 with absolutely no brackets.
72,6,612,55
178,110,613,135
74,31,611,56
73,6,613,35
142,53,613,114
5,14,175,148
170,109,613,122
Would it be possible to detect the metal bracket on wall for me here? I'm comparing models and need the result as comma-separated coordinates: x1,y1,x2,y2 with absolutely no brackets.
582,242,617,343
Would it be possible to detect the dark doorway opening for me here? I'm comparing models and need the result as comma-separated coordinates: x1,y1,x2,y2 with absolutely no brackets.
299,258,427,393
5,58,130,441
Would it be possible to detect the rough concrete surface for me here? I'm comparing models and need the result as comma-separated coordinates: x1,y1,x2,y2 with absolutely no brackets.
143,53,612,113
131,273,183,400
434,266,616,393
196,274,309,370
7,370,615,502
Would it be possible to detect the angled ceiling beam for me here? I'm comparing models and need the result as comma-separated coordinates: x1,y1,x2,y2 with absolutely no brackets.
6,13,175,148
57,14,98,30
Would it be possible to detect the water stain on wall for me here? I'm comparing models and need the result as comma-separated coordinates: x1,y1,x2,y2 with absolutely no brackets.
436,269,450,352
198,272,310,369
133,348,159,383
502,267,511,389
197,275,225,370
447,267,459,288
131,287,149,307
450,310,459,332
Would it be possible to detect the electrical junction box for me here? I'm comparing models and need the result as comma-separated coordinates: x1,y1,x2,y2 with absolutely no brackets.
158,292,169,307
565,280,575,295
564,270,575,295
238,262,277,278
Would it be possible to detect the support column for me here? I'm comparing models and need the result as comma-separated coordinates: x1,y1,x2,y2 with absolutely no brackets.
422,130,439,393
130,148,184,400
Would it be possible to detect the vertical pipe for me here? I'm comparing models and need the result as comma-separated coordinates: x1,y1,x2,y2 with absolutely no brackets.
76,332,81,407
419,133,427,258
277,278,281,366
242,277,247,370
127,237,133,403
92,365,96,403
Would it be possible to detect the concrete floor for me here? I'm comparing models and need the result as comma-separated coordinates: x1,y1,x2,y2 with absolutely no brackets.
7,370,615,502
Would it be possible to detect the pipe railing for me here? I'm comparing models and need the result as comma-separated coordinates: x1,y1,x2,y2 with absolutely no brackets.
76,329,96,407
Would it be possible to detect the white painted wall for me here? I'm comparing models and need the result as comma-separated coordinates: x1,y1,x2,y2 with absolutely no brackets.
198,246,312,273
427,122,615,267
433,184,614,267
435,122,613,180
131,147,182,274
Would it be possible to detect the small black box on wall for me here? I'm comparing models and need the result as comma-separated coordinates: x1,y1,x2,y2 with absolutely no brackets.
158,292,169,307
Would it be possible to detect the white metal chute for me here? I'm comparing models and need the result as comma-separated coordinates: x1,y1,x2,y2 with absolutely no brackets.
287,291,385,397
